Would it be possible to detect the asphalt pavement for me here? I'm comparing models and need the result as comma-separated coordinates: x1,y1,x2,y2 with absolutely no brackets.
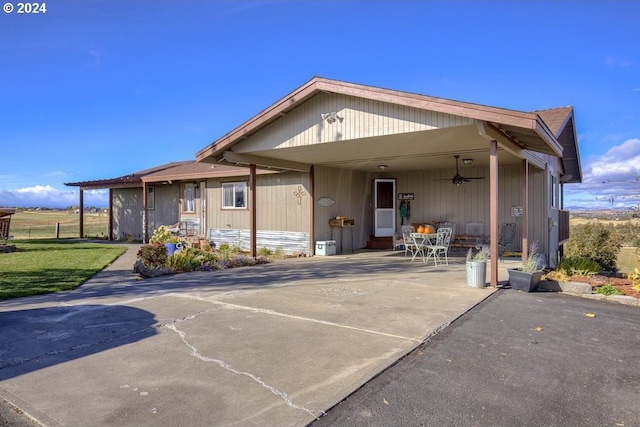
311,290,640,427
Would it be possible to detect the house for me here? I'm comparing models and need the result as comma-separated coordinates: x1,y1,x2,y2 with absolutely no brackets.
67,76,582,287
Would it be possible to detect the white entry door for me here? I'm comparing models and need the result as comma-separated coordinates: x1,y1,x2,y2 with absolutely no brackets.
374,179,395,237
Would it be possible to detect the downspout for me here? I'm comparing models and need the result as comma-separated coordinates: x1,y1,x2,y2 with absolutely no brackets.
249,164,257,257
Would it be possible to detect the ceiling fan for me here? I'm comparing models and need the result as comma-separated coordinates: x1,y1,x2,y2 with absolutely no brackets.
438,155,485,186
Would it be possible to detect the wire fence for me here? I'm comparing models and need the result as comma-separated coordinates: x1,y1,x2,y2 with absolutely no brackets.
7,213,110,241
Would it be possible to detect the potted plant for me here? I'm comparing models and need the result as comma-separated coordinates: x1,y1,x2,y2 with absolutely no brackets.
466,246,489,288
149,225,183,256
508,241,545,292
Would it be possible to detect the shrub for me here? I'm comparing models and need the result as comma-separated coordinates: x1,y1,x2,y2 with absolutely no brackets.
217,243,241,260
566,223,622,271
166,250,202,272
556,256,601,276
612,222,640,247
594,284,623,296
258,247,273,257
137,243,168,268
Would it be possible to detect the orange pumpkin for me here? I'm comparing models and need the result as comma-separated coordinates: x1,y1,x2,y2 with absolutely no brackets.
424,224,435,234
417,225,425,233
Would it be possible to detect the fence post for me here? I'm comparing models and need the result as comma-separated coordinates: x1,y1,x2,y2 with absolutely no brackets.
55,222,60,239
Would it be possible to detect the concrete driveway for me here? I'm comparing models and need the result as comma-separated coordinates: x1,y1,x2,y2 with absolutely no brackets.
0,247,507,427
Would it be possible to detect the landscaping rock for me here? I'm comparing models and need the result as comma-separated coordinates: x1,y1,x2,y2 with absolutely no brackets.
132,260,172,278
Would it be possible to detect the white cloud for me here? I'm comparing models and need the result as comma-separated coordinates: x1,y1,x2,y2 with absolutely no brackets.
0,185,108,208
565,139,640,209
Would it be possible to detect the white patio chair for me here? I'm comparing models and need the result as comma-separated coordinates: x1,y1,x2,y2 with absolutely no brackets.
400,225,417,258
424,227,453,266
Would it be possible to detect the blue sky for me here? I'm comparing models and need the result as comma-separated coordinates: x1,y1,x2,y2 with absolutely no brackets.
1,0,639,210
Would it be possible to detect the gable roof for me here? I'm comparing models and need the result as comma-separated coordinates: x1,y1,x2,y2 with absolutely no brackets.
537,107,582,183
196,76,565,163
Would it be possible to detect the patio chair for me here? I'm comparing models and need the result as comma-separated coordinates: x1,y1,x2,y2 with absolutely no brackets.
400,225,417,258
424,227,453,266
498,223,517,256
437,221,457,253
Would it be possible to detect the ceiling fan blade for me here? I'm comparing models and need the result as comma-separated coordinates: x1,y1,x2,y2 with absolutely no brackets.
462,176,485,180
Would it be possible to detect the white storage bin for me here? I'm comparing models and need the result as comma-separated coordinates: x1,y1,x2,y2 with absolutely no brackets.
315,240,336,256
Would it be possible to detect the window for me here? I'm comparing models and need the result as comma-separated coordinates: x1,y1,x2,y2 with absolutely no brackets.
551,175,557,208
184,183,195,212
147,186,155,210
222,182,247,209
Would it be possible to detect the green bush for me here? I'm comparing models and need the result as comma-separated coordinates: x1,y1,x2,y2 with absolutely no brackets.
217,242,241,260
594,284,623,296
612,222,640,247
137,243,168,268
258,247,273,256
566,223,622,271
556,256,601,276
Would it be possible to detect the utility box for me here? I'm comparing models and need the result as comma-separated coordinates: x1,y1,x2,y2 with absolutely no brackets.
315,240,336,256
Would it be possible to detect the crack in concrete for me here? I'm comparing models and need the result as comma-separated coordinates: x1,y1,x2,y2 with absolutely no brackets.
164,322,321,419
171,293,420,343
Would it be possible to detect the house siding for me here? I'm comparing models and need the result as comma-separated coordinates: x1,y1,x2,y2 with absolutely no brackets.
233,92,474,153
204,171,312,253
313,166,371,252
148,184,180,233
112,188,143,241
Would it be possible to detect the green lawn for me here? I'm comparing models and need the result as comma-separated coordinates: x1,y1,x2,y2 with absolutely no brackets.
0,240,127,300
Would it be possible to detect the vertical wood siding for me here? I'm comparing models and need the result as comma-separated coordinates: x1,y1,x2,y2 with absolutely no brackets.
112,188,143,240
147,184,180,233
233,92,474,153
205,172,311,233
313,166,370,251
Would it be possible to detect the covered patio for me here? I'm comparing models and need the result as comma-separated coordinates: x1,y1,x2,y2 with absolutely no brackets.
196,77,581,287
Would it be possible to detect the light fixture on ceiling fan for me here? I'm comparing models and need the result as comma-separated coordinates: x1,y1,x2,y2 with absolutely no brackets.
436,155,485,186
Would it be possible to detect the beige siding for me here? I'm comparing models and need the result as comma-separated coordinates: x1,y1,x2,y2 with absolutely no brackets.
112,188,143,240
147,184,180,233
256,173,311,231
313,166,371,251
205,172,311,233
233,92,474,153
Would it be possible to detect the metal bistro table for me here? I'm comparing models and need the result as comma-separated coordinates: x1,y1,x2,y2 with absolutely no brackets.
329,218,355,254
410,232,438,264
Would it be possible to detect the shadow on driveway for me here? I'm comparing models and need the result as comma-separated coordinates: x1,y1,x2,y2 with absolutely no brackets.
0,304,157,381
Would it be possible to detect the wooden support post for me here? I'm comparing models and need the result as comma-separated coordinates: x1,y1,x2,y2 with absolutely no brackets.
309,165,315,256
521,159,529,262
489,140,499,287
249,164,257,257
79,189,84,239
108,188,113,241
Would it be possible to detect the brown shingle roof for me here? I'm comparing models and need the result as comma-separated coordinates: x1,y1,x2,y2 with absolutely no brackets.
536,107,573,137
